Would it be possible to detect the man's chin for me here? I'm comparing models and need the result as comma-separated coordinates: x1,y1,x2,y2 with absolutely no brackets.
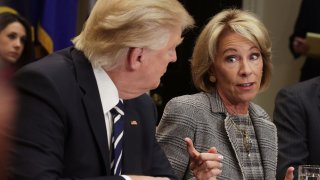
151,82,161,90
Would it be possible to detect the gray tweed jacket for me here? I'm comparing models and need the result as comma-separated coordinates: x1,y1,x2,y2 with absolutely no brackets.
156,92,277,180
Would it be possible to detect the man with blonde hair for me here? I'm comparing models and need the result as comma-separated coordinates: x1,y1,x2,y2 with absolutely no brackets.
7,0,209,179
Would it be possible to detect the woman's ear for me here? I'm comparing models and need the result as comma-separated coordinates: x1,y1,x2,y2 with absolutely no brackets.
209,64,216,76
209,64,217,82
127,47,143,70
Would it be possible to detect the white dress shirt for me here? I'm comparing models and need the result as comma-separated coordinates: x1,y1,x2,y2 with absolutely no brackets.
92,66,131,180
93,66,119,149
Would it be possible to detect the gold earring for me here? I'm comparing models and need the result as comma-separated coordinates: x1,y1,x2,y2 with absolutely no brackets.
209,75,216,83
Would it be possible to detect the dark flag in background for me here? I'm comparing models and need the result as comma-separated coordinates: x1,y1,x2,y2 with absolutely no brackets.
0,0,78,54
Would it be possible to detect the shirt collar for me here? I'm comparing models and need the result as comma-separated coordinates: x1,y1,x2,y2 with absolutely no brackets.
92,66,119,114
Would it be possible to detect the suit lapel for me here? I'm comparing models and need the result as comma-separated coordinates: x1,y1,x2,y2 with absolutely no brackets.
250,107,277,179
122,102,142,174
225,116,246,179
71,48,111,173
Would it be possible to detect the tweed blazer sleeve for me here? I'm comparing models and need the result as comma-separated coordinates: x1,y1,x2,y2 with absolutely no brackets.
156,97,196,179
156,93,224,179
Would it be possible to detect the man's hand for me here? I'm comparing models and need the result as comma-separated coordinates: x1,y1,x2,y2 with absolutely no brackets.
185,137,223,180
293,37,308,55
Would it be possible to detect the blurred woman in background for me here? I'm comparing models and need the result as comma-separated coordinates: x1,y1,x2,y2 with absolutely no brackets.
0,12,33,79
0,12,33,179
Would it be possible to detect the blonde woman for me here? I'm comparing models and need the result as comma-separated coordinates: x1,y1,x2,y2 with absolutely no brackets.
157,9,294,180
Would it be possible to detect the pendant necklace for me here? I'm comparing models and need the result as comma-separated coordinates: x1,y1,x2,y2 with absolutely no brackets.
217,88,252,157
230,115,252,157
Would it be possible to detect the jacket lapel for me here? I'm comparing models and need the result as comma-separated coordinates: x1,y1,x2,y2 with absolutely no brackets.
71,48,110,173
224,116,247,179
122,101,142,174
250,108,277,180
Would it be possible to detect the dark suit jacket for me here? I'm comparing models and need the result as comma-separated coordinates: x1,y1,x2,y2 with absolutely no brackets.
274,76,320,180
9,47,176,180
289,0,320,81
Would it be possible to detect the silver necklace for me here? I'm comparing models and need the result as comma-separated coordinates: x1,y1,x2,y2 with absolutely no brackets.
230,115,252,157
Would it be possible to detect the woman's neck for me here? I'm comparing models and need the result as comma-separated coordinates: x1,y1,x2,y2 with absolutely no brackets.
217,88,249,115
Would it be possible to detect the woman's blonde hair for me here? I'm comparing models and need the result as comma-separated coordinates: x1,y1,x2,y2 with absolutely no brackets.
72,0,194,69
192,9,272,93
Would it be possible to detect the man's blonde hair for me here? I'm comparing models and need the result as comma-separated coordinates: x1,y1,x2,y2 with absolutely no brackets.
73,0,194,69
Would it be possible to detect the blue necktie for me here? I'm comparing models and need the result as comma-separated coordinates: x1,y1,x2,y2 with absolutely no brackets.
110,100,125,175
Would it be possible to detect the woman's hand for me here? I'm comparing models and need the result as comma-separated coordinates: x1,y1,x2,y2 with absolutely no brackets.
284,166,295,180
128,175,169,180
185,137,223,180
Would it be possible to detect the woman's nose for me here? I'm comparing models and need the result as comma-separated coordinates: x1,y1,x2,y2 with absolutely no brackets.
13,39,23,49
239,60,253,76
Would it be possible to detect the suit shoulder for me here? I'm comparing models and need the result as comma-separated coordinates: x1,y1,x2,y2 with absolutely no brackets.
125,94,157,115
283,77,320,93
250,102,266,113
17,48,74,77
249,102,272,121
126,94,154,107
167,92,210,110
277,77,320,101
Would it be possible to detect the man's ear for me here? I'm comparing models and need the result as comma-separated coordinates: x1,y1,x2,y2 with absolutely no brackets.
127,47,143,70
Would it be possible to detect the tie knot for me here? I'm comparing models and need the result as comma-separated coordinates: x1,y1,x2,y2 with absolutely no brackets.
111,100,124,116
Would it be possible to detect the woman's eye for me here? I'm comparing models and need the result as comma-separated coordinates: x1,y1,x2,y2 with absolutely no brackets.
226,55,237,63
7,33,17,40
250,53,260,60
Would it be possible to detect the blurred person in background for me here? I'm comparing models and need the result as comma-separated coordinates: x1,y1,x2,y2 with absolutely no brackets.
0,13,32,177
0,12,34,79
274,76,320,180
0,58,16,180
289,0,320,81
